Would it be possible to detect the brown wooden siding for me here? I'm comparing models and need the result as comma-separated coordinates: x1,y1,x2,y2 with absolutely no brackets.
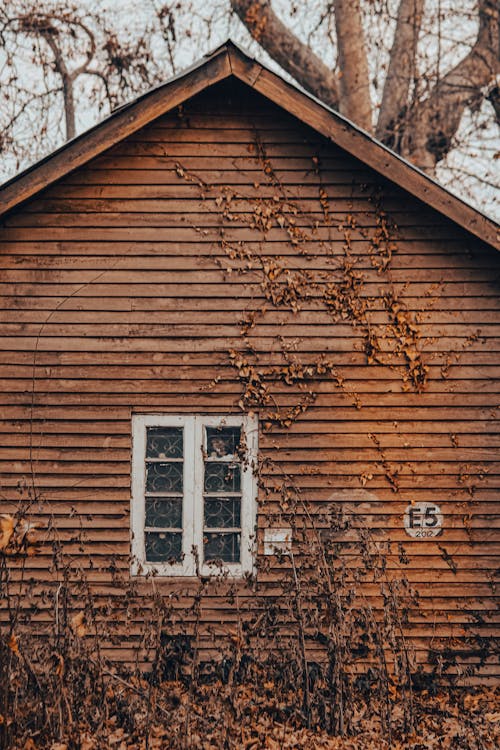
0,81,499,680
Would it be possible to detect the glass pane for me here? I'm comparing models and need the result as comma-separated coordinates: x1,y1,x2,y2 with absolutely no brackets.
204,532,240,563
206,427,241,459
145,531,182,563
146,426,183,459
204,497,241,529
146,497,182,529
204,463,241,493
146,462,183,493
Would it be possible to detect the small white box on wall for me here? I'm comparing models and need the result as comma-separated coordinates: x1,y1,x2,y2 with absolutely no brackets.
263,528,292,555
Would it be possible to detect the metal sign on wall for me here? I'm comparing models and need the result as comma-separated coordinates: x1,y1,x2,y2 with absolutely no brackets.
403,502,443,538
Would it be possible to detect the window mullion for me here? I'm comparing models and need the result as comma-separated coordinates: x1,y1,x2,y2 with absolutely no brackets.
131,418,147,574
241,414,258,574
182,416,196,575
192,416,205,573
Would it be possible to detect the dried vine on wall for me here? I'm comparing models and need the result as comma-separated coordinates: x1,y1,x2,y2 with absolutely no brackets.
173,133,429,437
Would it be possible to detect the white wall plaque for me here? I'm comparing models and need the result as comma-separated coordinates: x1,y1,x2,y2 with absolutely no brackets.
263,528,292,555
404,502,443,538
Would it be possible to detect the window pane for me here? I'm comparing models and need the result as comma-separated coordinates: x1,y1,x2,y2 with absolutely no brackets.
204,463,241,493
206,427,241,459
146,426,183,459
204,532,240,563
204,497,241,529
145,531,182,563
146,462,183,493
146,497,182,529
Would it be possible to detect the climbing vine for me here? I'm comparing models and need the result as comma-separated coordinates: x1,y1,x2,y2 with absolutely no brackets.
173,137,429,437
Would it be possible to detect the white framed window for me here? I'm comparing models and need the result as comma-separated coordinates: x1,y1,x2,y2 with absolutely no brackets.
131,414,258,577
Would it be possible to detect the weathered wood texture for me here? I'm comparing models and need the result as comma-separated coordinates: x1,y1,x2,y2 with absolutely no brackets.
0,81,498,680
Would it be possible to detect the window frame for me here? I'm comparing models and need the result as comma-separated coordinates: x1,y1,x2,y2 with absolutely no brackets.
131,413,258,578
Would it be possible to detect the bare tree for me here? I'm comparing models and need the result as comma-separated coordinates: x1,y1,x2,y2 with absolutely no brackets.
0,1,173,170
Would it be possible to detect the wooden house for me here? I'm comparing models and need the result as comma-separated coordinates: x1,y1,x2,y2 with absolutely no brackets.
0,41,498,684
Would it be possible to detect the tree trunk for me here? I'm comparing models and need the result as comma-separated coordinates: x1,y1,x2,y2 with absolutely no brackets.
41,31,76,141
333,0,372,132
376,0,425,147
62,74,76,141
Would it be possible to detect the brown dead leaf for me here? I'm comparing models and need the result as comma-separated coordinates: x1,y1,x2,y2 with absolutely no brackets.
484,711,500,722
8,632,19,656
55,653,64,678
388,683,398,701
108,727,127,745
70,611,87,638
360,472,373,487
79,733,96,750
0,515,15,550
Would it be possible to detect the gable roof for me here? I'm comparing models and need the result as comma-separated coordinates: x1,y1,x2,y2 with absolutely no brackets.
0,40,498,249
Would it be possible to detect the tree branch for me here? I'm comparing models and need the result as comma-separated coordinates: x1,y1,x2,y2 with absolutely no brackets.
487,84,500,125
67,20,97,81
333,0,372,131
376,0,425,145
84,68,112,105
39,29,76,140
230,0,340,109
